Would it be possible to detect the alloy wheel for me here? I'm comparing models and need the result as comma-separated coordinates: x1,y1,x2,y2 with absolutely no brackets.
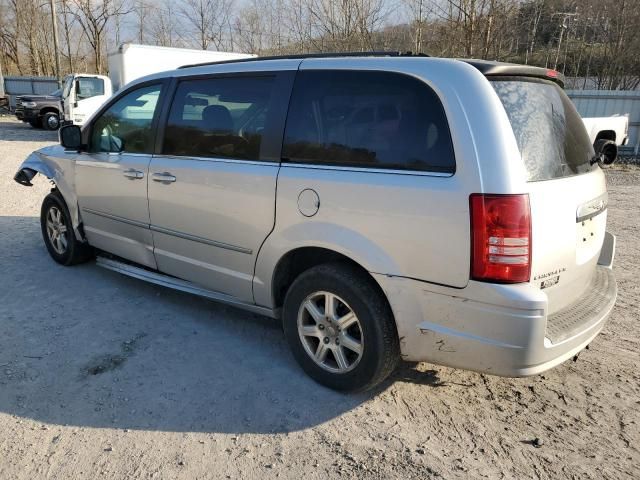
297,291,364,373
46,206,68,255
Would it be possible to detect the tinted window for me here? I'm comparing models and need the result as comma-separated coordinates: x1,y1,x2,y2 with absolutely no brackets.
491,78,595,181
163,76,275,160
90,84,161,154
282,70,455,173
76,77,105,100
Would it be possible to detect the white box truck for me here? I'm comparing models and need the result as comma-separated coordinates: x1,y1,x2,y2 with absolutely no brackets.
61,44,254,126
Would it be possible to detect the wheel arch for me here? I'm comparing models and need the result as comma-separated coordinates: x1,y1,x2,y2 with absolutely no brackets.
13,149,85,241
267,245,401,340
595,129,616,142
39,106,60,116
270,247,375,308
254,221,402,307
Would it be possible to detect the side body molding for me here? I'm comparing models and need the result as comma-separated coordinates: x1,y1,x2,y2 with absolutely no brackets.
14,146,84,241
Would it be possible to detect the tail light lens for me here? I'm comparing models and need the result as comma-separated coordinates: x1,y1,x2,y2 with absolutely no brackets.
470,194,531,283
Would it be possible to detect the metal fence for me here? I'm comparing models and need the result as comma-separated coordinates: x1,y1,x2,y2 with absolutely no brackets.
2,76,59,111
566,90,640,155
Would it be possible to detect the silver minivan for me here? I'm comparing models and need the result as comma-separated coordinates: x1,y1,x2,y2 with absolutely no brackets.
15,54,617,391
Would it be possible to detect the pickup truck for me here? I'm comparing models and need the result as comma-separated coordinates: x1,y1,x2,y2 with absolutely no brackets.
15,89,63,130
582,115,629,147
581,115,629,165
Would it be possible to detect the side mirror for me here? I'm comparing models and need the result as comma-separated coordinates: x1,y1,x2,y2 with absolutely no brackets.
60,124,82,150
593,139,617,165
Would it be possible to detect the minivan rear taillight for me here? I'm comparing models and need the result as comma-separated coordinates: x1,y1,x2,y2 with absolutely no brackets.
470,194,531,283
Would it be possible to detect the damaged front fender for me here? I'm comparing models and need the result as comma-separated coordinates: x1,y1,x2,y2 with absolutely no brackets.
13,167,39,186
13,146,84,241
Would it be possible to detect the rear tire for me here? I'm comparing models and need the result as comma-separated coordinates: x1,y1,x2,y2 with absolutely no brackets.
283,263,400,392
40,191,93,266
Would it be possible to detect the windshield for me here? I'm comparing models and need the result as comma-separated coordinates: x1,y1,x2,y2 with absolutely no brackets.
491,78,595,181
50,88,62,97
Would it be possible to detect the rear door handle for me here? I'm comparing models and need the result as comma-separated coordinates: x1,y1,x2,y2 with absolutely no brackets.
123,168,144,179
152,172,177,183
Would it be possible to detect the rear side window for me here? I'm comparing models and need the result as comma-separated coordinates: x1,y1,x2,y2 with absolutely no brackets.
491,79,595,181
163,76,275,161
282,70,455,173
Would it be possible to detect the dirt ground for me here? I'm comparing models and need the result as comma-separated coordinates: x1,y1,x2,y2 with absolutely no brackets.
0,114,638,480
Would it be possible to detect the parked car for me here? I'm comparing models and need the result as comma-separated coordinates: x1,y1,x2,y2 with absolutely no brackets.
14,54,618,391
61,43,253,127
15,88,63,130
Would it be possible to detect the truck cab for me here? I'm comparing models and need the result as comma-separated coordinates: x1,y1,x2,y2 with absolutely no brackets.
59,44,253,127
61,74,112,126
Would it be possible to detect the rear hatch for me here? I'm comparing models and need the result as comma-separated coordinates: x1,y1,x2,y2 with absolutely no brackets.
490,77,607,315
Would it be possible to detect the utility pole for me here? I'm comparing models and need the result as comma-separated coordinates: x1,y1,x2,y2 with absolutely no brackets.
50,0,62,87
0,53,5,99
415,0,423,54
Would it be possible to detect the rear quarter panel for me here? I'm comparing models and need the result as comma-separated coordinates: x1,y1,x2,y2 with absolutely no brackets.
254,58,522,307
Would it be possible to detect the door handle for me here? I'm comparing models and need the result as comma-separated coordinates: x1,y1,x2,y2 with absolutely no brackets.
123,168,144,179
152,172,177,183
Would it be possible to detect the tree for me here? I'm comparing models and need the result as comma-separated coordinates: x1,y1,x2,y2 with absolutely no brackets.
70,0,129,73
181,0,234,50
147,0,181,47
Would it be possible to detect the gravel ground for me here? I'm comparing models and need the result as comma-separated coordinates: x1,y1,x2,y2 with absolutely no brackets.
0,115,639,479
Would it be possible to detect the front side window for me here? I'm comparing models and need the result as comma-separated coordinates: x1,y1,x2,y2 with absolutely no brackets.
163,76,275,161
282,70,455,173
90,84,161,154
76,77,105,100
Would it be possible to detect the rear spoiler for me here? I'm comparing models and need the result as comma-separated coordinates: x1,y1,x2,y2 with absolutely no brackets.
460,59,565,88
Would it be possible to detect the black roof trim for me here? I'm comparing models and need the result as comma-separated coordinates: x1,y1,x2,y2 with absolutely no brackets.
178,52,564,87
460,59,565,87
178,51,429,69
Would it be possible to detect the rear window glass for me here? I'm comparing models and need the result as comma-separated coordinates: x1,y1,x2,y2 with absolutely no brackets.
283,70,455,173
491,79,595,181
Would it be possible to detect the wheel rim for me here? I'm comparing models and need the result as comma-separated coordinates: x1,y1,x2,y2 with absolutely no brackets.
297,291,364,374
47,115,59,129
46,206,68,255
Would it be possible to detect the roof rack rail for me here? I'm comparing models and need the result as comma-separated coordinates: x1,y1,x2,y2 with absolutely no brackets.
179,51,430,69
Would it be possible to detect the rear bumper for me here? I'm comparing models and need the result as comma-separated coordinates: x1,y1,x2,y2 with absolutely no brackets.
374,258,616,377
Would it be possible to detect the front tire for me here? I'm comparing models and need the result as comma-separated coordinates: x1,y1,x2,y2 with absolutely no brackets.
283,263,400,392
41,192,93,266
42,112,60,130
